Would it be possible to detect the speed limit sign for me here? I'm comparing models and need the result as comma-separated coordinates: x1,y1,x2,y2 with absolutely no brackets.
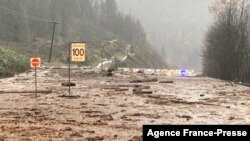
71,42,86,62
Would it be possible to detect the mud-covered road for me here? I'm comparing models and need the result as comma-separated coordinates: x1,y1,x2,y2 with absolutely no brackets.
0,65,250,141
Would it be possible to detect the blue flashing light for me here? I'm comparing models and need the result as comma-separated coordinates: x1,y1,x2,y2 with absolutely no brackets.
180,69,187,77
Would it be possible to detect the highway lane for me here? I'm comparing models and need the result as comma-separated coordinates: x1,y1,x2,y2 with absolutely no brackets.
0,66,249,140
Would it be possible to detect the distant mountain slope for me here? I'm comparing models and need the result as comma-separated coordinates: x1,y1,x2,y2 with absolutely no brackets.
0,0,167,68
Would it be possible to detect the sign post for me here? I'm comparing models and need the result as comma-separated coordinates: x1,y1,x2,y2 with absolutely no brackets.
35,68,37,97
68,42,86,96
30,58,41,97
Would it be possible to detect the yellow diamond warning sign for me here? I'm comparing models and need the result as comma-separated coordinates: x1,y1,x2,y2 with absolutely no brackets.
71,43,86,62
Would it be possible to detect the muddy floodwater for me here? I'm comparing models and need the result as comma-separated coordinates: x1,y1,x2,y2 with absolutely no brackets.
0,65,249,141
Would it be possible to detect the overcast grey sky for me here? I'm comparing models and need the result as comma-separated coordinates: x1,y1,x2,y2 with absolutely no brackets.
116,0,215,71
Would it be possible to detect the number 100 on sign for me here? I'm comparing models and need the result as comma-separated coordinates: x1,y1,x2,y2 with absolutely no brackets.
71,43,86,62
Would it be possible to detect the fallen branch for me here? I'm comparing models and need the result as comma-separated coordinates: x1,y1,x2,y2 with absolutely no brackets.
133,89,153,95
62,82,76,87
134,85,150,89
130,78,158,83
0,90,52,94
115,88,129,91
159,81,174,83
170,99,218,106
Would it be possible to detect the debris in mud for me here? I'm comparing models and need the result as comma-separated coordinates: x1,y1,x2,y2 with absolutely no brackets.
86,136,104,141
82,130,95,134
123,113,160,119
102,69,114,77
58,95,80,99
93,120,108,126
102,114,114,121
101,84,131,92
130,78,158,83
159,80,174,83
61,82,76,87
85,113,113,121
200,94,205,97
80,110,102,114
147,95,162,99
19,138,33,141
113,134,118,139
60,127,72,131
133,84,153,94
96,103,108,106
133,89,153,95
147,96,219,106
132,135,142,141
106,91,125,95
115,88,129,92
176,115,193,121
134,85,150,89
15,78,30,81
70,132,83,137
80,103,87,105
0,90,52,94
102,86,119,90
217,91,226,95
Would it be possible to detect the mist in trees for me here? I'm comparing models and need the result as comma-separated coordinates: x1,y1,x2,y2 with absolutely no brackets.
0,0,146,46
203,0,250,82
0,0,167,68
116,0,213,71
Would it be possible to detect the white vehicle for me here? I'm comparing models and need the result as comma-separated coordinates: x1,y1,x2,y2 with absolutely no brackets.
144,69,155,75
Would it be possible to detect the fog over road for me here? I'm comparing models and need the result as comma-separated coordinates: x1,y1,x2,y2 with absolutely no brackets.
0,65,249,140
116,0,214,71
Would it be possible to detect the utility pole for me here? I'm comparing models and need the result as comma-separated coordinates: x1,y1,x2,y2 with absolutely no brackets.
48,21,59,63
